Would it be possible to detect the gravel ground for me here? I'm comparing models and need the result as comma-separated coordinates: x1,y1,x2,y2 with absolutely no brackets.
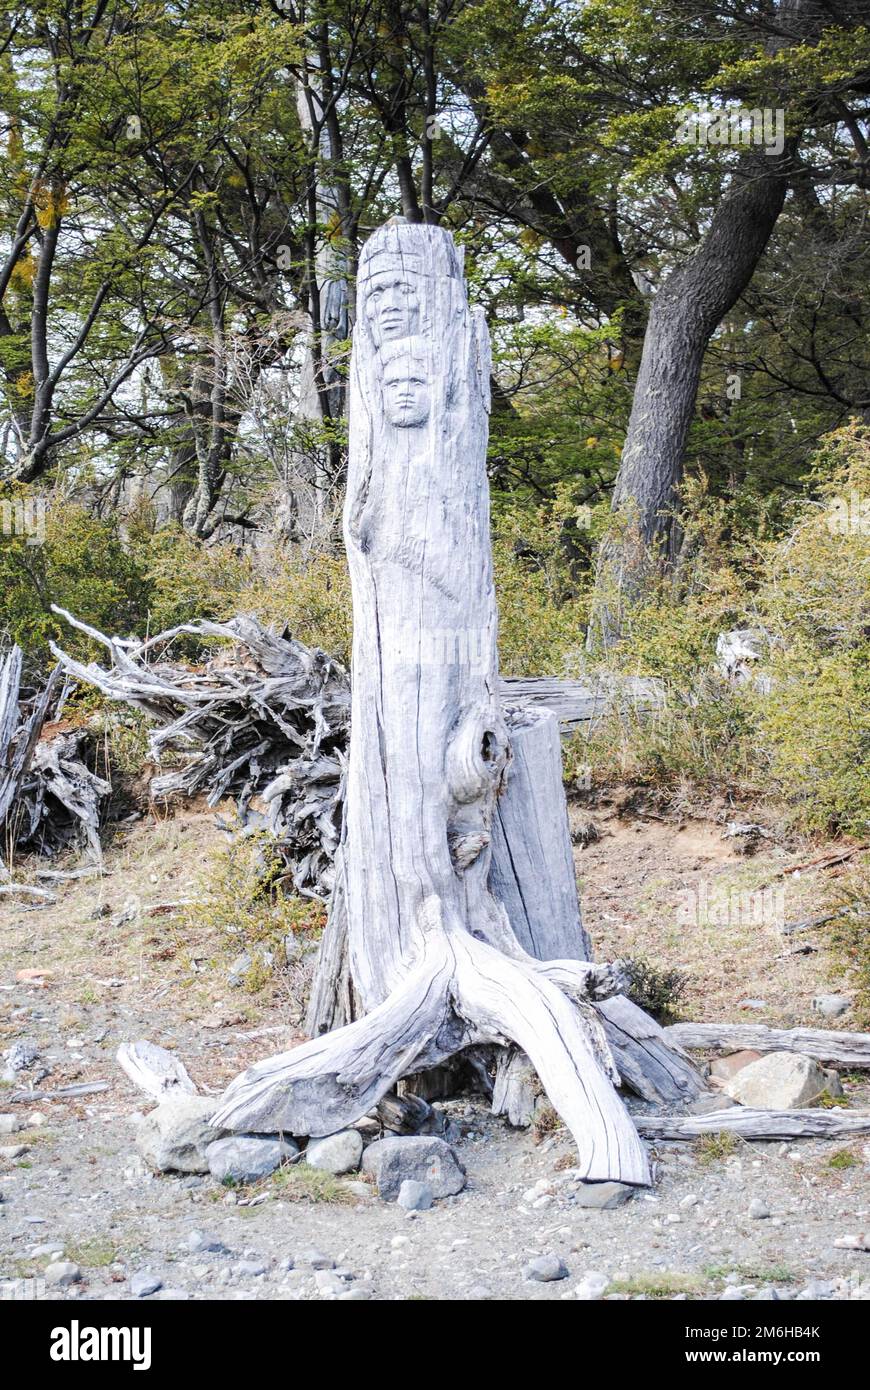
2,807,869,1303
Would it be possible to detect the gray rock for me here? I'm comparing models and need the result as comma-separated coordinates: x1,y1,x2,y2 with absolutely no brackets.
237,1260,267,1276
361,1136,465,1201
338,1287,371,1301
137,1095,227,1173
812,994,851,1020
720,1288,746,1301
749,1198,771,1220
2,1040,39,1079
523,1254,569,1283
302,1250,335,1270
131,1272,162,1297
45,1261,82,1287
0,1115,21,1136
397,1180,433,1211
724,1052,833,1109
185,1230,229,1255
305,1130,363,1176
206,1134,297,1184
574,1181,634,1209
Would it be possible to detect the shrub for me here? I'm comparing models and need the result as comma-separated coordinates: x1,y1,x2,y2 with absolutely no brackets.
624,956,688,1023
0,491,150,664
179,833,326,992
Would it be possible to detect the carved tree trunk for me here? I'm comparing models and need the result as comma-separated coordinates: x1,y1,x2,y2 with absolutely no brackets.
214,222,651,1184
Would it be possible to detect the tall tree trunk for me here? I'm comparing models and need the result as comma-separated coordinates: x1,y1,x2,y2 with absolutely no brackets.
587,0,828,649
587,147,795,650
214,221,651,1184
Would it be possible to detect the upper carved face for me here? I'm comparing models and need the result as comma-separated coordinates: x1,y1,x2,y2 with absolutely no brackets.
382,342,431,428
363,271,421,344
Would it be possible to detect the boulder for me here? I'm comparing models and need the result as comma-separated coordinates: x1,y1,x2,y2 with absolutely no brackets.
361,1136,465,1201
723,1052,836,1109
136,1095,227,1173
206,1134,297,1184
305,1130,363,1175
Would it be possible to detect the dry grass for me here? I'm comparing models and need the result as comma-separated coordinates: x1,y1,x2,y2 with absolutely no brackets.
575,804,857,1025
0,806,286,1023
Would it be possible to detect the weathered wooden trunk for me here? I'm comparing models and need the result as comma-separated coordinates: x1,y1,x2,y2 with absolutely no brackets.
214,223,654,1183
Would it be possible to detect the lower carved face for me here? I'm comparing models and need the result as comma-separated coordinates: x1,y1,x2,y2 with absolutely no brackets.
382,351,431,428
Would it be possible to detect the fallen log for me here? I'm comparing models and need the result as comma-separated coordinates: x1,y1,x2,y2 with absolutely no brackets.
663,1021,870,1068
499,674,663,731
116,1040,198,1100
6,1080,109,1102
213,221,653,1184
0,883,56,902
635,1107,870,1141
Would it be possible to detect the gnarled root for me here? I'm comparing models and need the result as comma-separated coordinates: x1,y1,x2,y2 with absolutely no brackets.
213,932,651,1186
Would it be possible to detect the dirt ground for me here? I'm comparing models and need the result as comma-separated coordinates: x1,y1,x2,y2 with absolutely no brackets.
1,798,868,1302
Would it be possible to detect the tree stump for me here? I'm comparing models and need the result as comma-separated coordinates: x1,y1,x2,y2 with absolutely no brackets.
214,222,652,1184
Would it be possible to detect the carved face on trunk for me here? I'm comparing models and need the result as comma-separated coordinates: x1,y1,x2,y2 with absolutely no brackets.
363,270,421,345
381,340,431,428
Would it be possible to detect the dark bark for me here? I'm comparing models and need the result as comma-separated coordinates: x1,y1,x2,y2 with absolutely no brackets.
586,0,845,648
588,146,797,649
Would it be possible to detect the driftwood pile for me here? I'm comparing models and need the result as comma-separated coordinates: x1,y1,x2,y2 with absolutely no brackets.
0,645,109,877
48,606,661,903
50,607,350,899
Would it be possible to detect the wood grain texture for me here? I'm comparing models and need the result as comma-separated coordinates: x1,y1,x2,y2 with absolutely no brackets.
214,222,650,1183
635,1108,870,1141
664,1021,870,1068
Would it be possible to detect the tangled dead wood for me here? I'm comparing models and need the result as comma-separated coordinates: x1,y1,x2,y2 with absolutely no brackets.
0,646,108,876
